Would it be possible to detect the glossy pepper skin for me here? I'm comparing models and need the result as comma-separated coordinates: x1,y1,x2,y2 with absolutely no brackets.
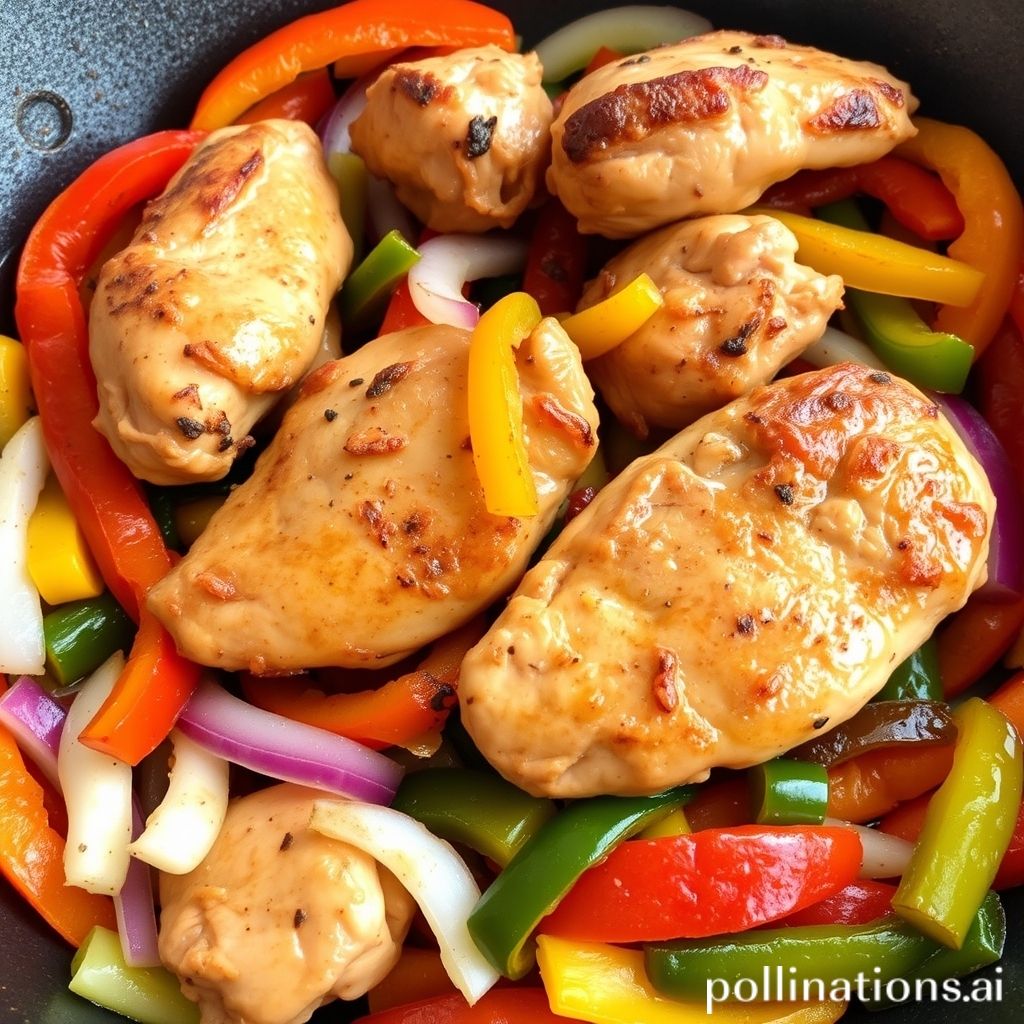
522,200,588,317
750,760,828,825
778,881,898,928
0,335,32,451
559,273,664,360
341,230,420,331
43,594,134,688
876,640,942,702
353,988,564,1024
538,826,862,943
892,698,1023,948
467,787,690,978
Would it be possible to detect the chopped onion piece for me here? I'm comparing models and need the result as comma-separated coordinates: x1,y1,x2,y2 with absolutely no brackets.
826,818,913,879
366,172,417,246
128,728,229,875
802,327,887,371
933,393,1024,600
0,416,49,675
0,676,66,789
177,680,403,804
408,235,527,329
533,5,712,82
115,799,160,968
310,799,499,1005
319,76,369,158
59,652,133,895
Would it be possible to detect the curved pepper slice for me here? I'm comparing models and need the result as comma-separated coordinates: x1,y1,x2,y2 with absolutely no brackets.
234,68,336,126
191,0,515,131
354,988,565,1024
876,639,942,702
522,200,588,317
750,759,828,825
559,273,664,360
779,881,898,928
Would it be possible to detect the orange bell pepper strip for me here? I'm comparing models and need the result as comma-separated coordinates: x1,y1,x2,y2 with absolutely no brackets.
897,118,1024,353
584,46,623,75
235,68,336,126
355,989,567,1024
368,948,456,1013
242,619,485,749
976,318,1024,498
14,132,203,765
936,592,1024,699
191,0,515,131
826,744,954,823
0,723,116,946
990,670,1024,738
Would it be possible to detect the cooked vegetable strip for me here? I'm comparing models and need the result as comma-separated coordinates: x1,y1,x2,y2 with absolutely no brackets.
467,292,542,516
341,230,420,330
559,273,664,360
69,925,199,1024
938,593,1024,698
892,698,1023,948
234,67,336,126
128,729,229,875
751,759,828,824
114,800,160,968
0,676,65,788
536,936,847,1024
43,593,134,688
467,787,689,978
823,818,913,879
897,118,1024,352
380,278,431,334
391,768,556,868
0,335,32,450
329,153,369,265
641,807,691,839
523,200,588,316
310,800,499,1005
779,881,898,927
990,671,1024,739
754,206,984,306
366,948,455,1013
877,640,942,702
59,653,132,895
977,319,1024,499
356,989,565,1024
540,826,861,942
0,416,48,675
190,0,515,130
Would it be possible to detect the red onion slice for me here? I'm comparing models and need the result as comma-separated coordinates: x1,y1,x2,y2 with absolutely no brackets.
0,676,65,789
319,76,369,159
115,800,160,968
177,680,403,804
366,172,417,246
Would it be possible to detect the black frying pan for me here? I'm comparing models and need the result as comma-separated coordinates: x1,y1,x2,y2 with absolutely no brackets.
1,1,1022,1020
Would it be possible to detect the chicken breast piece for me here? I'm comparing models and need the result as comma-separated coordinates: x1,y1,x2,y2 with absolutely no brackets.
147,320,598,673
159,785,415,1024
350,46,552,232
584,214,844,436
460,364,993,797
548,31,918,237
90,120,351,485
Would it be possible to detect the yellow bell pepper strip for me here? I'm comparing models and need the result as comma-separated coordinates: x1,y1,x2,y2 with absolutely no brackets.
467,787,691,979
0,335,33,450
641,806,691,838
190,0,515,131
892,698,1023,948
0,720,117,946
752,206,984,306
467,292,541,517
559,273,664,360
536,935,847,1024
897,118,1024,353
27,475,104,606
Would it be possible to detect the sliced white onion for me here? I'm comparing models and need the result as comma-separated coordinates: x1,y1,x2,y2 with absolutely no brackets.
366,173,417,246
310,799,499,1006
533,6,712,82
825,818,914,879
408,235,527,329
59,652,133,895
803,326,887,371
128,728,229,875
0,416,49,675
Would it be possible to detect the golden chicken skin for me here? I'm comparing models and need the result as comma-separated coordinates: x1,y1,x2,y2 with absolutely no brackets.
459,364,993,797
350,46,552,232
147,320,598,674
548,31,918,237
89,120,351,485
583,213,844,437
159,785,415,1024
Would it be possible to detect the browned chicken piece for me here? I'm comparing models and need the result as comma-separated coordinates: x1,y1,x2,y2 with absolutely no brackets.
350,46,552,232
147,320,598,674
584,214,844,437
90,120,351,485
547,31,918,237
159,785,415,1024
459,364,993,797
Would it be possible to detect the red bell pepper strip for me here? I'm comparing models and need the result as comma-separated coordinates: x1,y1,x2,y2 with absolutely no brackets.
764,157,965,241
14,131,203,764
538,826,863,943
936,592,1024,698
0,722,116,946
522,201,588,317
584,46,623,75
235,68,336,126
777,881,898,928
379,278,430,334
191,0,515,131
354,989,566,1024
1011,260,1024,336
976,318,1024,498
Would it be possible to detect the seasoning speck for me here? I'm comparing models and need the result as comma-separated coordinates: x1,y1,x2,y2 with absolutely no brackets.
348,378,365,388
293,908,307,929
279,832,294,851
465,115,497,159
774,483,795,506
324,409,338,422
812,716,830,730
176,416,205,440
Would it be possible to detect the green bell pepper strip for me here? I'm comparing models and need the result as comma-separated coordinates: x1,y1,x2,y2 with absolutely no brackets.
817,201,974,393
443,709,494,773
70,925,199,1024
390,767,556,868
876,640,942,702
340,229,420,331
43,593,134,687
144,485,181,552
892,697,1023,948
467,787,692,979
864,891,1005,1010
750,758,828,825
328,151,369,265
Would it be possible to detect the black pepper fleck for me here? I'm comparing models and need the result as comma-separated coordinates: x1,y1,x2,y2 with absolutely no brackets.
737,614,756,635
324,409,338,422
293,908,307,928
465,115,497,158
348,378,365,388
176,416,205,440
720,336,748,357
812,716,830,730
280,832,294,851
869,371,892,384
619,53,651,66
774,483,795,505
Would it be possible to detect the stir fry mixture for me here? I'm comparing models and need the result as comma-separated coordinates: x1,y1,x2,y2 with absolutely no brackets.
4,2,1024,1023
